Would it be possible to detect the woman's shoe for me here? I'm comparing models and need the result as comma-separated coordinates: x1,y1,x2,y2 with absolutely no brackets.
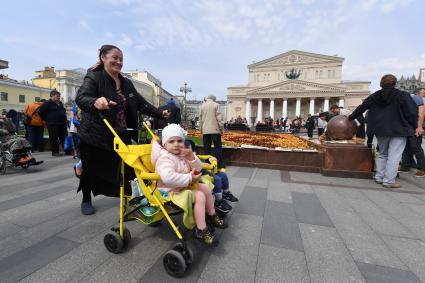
194,227,218,246
81,201,95,215
207,214,228,229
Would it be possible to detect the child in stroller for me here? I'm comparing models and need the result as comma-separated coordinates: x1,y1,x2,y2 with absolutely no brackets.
0,114,42,169
151,124,227,246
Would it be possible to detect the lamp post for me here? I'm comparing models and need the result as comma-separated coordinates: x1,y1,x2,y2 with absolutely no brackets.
179,82,191,123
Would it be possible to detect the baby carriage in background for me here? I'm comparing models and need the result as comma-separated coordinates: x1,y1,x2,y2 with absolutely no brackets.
0,117,43,174
100,116,217,277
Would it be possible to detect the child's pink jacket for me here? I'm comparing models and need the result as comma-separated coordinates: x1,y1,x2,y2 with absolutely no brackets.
151,140,202,192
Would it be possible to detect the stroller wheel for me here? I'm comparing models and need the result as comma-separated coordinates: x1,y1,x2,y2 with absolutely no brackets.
0,158,6,174
163,250,187,278
173,241,194,266
104,232,124,254
122,227,131,248
21,163,30,169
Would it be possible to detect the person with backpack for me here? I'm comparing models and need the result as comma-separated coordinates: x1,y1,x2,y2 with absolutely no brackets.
24,99,46,151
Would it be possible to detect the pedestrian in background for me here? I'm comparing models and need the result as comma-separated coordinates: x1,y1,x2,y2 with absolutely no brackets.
38,90,67,156
349,74,417,188
200,94,224,168
24,99,45,151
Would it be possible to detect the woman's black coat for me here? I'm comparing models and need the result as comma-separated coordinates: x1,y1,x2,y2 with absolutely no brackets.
76,69,162,150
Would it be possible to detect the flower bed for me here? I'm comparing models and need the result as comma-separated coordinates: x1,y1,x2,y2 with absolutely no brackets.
187,130,316,150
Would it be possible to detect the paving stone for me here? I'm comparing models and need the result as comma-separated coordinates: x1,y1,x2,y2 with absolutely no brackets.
292,192,333,227
223,166,238,178
382,235,425,283
300,223,365,283
0,236,79,283
356,262,421,283
333,187,415,238
84,226,171,283
199,213,263,283
233,167,255,179
267,181,293,203
314,187,407,270
388,192,425,205
228,177,249,198
289,172,330,184
0,177,75,203
261,200,303,251
20,221,146,283
0,222,24,239
235,186,267,216
289,183,314,194
362,190,425,241
59,206,119,243
253,168,282,182
255,244,310,283
0,206,107,260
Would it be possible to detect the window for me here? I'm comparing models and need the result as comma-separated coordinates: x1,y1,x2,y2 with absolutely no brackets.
0,92,8,101
328,70,332,78
19,95,25,103
315,70,319,79
319,70,323,78
256,74,261,82
35,97,41,102
304,70,308,80
332,70,336,78
263,73,271,81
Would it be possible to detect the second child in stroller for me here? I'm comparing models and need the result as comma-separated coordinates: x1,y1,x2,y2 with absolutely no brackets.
151,124,227,246
0,115,36,165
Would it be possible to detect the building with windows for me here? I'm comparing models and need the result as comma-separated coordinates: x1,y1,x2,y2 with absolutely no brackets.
32,67,85,104
396,73,425,94
227,50,370,125
123,70,174,107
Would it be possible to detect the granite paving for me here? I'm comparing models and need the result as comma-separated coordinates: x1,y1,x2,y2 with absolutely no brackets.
0,151,425,282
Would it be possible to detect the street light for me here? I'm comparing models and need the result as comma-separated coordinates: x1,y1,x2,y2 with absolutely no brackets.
179,82,191,123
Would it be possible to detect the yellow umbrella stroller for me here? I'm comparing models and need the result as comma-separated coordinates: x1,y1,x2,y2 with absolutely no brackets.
101,117,217,277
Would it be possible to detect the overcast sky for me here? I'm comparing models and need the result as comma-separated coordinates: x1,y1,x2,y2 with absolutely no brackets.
1,0,424,100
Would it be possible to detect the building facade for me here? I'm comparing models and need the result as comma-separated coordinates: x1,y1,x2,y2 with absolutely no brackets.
184,99,227,122
396,74,425,94
32,67,85,104
227,50,370,125
123,70,174,107
0,78,51,112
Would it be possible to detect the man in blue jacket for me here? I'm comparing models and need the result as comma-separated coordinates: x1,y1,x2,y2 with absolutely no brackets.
349,74,418,188
38,90,67,156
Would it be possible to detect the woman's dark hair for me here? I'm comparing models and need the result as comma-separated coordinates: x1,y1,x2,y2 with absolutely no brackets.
90,44,122,71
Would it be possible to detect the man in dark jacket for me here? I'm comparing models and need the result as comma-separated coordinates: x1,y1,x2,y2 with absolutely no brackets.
153,98,181,130
38,90,67,156
305,114,315,138
349,74,418,188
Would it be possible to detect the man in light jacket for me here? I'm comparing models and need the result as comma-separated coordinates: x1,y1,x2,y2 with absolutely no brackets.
200,95,224,168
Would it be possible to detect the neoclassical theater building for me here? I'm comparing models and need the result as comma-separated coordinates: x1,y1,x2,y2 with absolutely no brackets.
227,50,370,125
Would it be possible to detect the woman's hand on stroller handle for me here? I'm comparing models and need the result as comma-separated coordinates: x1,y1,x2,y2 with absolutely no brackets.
95,97,117,110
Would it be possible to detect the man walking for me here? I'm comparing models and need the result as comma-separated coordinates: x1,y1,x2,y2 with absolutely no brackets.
200,94,224,168
400,87,425,177
38,90,67,156
24,99,45,151
305,114,315,139
349,74,417,188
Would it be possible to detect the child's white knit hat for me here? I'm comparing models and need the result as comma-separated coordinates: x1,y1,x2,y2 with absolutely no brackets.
161,124,186,145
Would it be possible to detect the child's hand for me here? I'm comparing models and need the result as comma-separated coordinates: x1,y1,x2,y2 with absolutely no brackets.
191,168,202,182
180,147,195,161
208,157,217,163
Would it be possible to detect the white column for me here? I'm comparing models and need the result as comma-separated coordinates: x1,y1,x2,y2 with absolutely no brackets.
282,98,288,118
339,97,345,108
245,100,251,126
63,84,68,103
295,98,301,117
324,97,329,111
270,99,275,120
256,99,263,123
309,98,315,115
